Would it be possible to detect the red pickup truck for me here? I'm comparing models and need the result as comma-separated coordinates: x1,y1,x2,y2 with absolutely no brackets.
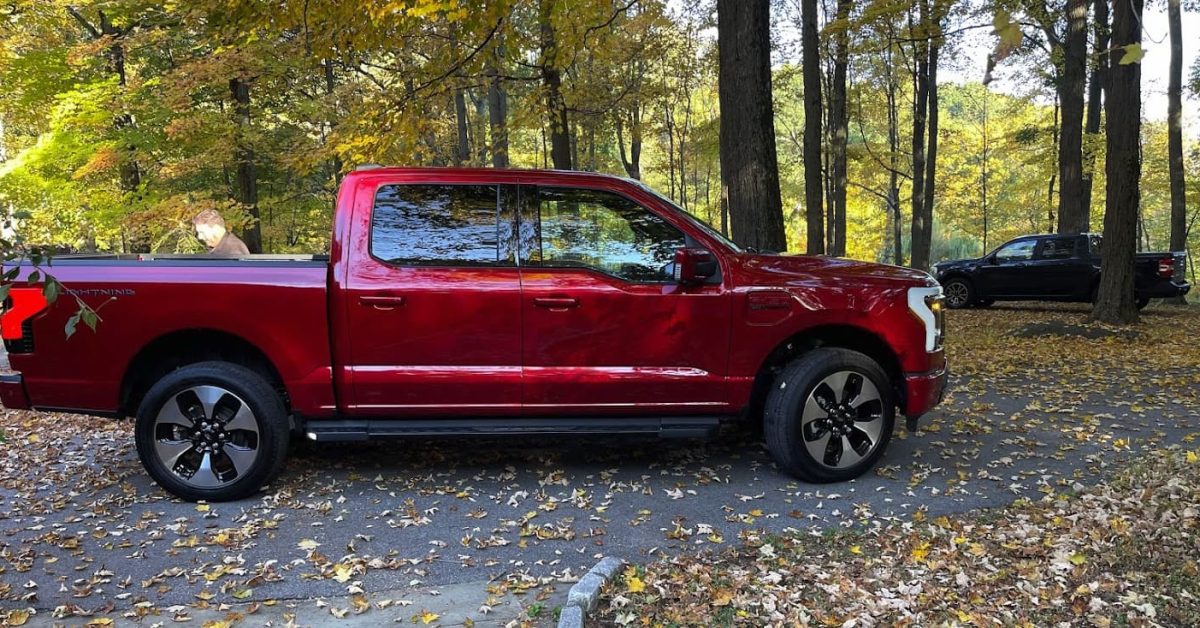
1,168,947,501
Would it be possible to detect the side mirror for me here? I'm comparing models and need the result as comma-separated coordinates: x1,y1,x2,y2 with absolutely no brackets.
987,255,999,265
673,247,718,285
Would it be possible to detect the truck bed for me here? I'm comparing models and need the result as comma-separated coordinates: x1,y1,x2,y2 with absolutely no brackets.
4,256,336,418
38,253,329,266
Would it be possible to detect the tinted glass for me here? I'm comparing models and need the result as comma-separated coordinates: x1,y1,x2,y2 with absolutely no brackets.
371,185,508,266
996,239,1035,262
1039,237,1076,259
523,188,686,282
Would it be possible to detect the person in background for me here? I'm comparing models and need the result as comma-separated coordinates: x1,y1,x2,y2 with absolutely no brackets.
193,209,250,255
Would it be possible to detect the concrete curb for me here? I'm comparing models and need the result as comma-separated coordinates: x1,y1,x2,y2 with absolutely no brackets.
557,556,625,628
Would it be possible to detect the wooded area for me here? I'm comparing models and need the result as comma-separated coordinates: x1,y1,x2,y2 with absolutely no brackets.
0,0,1197,323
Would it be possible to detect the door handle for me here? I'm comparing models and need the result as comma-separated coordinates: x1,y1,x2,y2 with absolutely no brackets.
359,295,406,310
533,297,579,310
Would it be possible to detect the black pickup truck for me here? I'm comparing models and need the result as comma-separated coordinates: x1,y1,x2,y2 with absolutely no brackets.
934,233,1190,309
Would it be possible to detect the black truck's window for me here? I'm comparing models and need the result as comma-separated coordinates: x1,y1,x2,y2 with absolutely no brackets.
1039,237,1077,259
522,187,685,282
371,185,510,266
995,239,1035,262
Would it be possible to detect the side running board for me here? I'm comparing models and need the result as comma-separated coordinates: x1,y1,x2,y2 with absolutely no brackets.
303,416,723,442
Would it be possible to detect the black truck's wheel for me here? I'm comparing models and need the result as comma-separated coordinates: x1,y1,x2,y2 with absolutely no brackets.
942,278,973,309
135,362,289,502
764,348,895,483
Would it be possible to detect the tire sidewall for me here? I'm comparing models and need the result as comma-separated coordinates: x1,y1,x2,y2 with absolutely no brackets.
135,362,288,502
765,349,895,483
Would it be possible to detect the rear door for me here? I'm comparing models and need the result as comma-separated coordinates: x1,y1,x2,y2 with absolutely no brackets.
1029,236,1086,297
516,185,731,414
341,182,523,416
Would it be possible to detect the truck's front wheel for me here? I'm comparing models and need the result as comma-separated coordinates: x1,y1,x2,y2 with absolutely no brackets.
764,348,895,483
135,362,290,502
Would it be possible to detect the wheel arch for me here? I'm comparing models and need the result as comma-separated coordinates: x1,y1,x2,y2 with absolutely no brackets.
940,272,976,291
120,329,287,417
747,324,905,421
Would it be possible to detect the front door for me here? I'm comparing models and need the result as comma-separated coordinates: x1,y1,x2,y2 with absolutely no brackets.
978,238,1037,298
517,185,731,415
342,183,523,416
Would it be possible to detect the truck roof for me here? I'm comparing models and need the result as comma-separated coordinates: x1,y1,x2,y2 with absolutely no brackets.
346,165,641,186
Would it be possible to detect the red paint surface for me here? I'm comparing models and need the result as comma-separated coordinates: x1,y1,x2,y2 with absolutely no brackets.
3,167,946,421
1,288,47,339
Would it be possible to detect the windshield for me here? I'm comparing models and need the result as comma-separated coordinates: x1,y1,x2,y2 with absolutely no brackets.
633,181,744,253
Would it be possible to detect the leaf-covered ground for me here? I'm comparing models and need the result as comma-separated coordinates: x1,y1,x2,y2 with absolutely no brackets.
0,303,1196,626
595,303,1200,626
597,449,1200,626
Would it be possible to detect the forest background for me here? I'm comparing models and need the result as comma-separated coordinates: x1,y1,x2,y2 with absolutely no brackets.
0,0,1196,281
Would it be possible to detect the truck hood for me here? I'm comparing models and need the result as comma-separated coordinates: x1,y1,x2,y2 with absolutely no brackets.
733,253,937,288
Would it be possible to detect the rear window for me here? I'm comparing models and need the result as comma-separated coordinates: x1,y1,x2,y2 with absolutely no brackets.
1039,237,1076,259
370,185,510,266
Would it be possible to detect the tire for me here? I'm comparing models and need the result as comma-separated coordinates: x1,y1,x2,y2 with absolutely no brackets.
764,348,895,483
942,277,974,309
135,362,290,502
1136,297,1151,310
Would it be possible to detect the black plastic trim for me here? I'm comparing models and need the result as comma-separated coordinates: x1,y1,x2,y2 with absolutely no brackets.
303,416,724,442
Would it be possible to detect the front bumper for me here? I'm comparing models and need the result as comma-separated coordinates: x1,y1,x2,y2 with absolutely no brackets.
0,373,31,410
904,366,948,419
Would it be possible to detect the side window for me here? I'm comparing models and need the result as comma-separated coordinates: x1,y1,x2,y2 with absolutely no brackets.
370,185,511,266
995,239,1036,262
522,187,686,282
1089,235,1102,256
1038,237,1077,260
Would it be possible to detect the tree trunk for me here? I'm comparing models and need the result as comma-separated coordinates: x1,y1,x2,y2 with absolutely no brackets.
1092,0,1143,324
828,0,851,257
981,90,991,253
1057,0,1089,234
616,111,643,180
323,58,344,188
917,24,940,269
99,12,140,193
801,0,824,254
717,0,787,252
486,43,509,168
1048,94,1059,231
1082,0,1108,217
665,105,677,198
230,78,263,254
453,88,470,166
909,2,930,270
886,39,903,266
539,0,572,170
1167,0,1187,287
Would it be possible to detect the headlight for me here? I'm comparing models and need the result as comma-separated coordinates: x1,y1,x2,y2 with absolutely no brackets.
907,286,945,352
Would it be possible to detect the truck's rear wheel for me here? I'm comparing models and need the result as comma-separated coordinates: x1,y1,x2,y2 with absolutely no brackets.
764,348,895,483
135,362,289,502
